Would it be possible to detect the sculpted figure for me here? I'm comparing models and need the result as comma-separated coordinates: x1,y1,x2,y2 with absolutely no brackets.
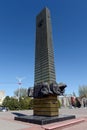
28,82,67,98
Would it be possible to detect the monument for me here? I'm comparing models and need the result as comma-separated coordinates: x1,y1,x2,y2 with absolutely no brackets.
15,7,75,125
33,7,66,117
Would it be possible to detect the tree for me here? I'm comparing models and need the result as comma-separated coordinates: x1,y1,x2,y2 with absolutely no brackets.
2,96,33,110
14,88,28,98
2,96,19,110
79,85,87,98
73,91,76,97
19,97,32,110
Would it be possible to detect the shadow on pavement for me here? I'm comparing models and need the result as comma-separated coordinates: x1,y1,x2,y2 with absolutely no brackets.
12,112,27,117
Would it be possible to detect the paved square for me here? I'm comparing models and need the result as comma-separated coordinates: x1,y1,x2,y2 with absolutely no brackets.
0,108,87,130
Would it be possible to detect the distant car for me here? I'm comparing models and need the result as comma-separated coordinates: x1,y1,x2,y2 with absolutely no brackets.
0,107,8,112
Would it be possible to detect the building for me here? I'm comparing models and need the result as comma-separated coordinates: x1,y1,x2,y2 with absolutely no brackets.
34,7,56,85
0,90,5,105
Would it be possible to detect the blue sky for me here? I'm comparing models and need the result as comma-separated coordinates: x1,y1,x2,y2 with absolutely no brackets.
0,0,87,96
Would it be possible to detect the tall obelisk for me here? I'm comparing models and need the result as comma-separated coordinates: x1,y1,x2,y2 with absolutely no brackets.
34,7,56,85
34,7,58,116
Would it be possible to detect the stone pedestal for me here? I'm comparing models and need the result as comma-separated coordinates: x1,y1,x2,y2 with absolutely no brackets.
15,115,76,125
33,95,59,116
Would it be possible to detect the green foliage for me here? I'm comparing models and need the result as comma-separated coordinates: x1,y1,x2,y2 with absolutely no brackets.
29,99,34,109
19,97,32,110
2,96,10,107
2,96,19,110
57,99,61,108
79,85,87,98
2,87,34,110
2,96,33,110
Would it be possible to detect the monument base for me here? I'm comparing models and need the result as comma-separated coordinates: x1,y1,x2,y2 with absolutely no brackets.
15,115,75,125
33,95,59,116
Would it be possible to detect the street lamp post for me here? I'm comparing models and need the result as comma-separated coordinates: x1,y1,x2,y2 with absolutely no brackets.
16,77,25,102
